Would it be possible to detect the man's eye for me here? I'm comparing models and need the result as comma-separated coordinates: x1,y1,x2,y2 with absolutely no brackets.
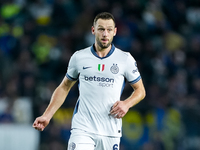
108,29,112,31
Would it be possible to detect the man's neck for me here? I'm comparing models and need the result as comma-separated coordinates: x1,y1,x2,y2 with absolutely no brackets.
94,43,112,58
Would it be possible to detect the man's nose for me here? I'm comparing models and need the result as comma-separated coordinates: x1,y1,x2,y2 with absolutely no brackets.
103,30,108,36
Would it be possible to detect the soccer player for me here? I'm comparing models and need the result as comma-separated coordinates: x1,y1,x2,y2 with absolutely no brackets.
33,12,146,150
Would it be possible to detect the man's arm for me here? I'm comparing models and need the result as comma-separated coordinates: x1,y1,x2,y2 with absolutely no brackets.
110,79,146,118
33,76,76,131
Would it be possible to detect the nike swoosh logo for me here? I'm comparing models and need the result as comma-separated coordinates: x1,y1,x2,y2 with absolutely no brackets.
83,66,92,69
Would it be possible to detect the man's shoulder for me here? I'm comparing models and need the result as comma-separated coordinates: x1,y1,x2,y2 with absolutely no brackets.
114,47,130,57
76,46,91,53
73,46,91,56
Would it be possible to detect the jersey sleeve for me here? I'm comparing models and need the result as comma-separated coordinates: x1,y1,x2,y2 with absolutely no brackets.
66,52,79,81
124,53,141,85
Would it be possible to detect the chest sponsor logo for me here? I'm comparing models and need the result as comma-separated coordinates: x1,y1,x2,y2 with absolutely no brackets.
84,75,114,87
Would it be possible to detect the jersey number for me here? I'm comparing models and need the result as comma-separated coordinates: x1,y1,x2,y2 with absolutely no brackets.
113,144,118,150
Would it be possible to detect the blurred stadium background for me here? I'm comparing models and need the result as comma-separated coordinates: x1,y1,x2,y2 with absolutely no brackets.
0,0,200,150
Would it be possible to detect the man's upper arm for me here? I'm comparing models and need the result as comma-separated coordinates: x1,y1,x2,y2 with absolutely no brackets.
130,79,146,96
60,76,77,92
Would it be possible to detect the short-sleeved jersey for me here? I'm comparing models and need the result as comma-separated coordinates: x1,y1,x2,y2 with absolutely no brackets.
66,44,141,137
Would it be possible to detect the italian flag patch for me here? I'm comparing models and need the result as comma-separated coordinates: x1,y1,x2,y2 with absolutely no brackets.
98,64,105,71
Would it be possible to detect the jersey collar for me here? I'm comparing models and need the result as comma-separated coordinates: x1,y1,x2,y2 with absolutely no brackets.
91,44,115,59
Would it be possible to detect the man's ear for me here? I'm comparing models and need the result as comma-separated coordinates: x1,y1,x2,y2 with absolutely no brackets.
91,26,95,35
114,27,117,36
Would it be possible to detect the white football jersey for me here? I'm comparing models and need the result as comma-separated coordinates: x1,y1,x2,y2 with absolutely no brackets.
66,44,141,137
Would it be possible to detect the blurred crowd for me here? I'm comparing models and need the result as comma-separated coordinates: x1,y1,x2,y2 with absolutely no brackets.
0,0,200,150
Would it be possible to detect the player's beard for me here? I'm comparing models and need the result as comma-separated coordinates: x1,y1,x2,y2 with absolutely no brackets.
96,37,113,49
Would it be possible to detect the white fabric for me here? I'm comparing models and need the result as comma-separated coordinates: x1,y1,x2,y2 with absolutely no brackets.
66,45,141,137
67,129,120,150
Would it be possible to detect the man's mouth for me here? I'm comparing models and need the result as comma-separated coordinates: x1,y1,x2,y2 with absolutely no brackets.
102,39,108,42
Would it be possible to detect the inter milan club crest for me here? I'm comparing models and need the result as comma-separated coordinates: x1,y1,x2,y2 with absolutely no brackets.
69,142,76,150
110,64,119,74
98,64,105,72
